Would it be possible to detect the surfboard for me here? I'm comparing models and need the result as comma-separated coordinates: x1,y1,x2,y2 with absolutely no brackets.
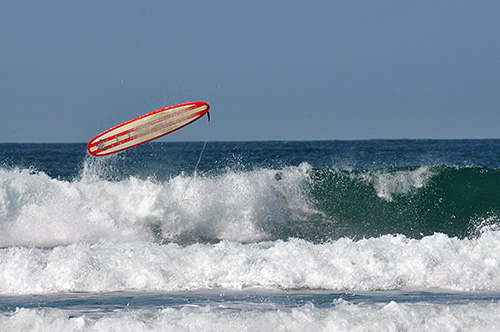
87,101,210,156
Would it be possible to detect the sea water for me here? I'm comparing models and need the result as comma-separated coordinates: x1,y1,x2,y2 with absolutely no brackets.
1,140,500,331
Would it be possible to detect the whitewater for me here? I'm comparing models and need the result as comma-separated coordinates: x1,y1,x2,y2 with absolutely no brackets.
1,140,500,331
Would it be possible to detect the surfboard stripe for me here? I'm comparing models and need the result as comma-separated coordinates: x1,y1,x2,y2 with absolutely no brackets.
87,102,209,156
89,110,204,155
88,105,205,151
93,109,207,155
88,106,206,152
89,104,202,145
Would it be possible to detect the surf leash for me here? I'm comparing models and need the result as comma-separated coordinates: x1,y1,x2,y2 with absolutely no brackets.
193,110,210,177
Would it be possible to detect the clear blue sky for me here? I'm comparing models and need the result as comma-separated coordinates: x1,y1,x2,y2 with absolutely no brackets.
1,1,499,142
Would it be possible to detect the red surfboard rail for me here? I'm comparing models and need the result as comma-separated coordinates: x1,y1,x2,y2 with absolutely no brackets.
87,101,210,156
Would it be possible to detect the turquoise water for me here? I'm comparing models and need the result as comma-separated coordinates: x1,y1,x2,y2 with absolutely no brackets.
1,140,500,331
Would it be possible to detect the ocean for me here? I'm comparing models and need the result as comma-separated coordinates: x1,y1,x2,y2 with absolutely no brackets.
1,140,500,331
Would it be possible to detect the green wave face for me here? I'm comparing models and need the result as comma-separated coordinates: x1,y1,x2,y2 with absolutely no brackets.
282,166,500,242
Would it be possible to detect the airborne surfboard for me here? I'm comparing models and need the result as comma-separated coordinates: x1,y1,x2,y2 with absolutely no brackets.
87,101,210,156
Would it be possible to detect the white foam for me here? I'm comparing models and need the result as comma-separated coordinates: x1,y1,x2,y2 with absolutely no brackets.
1,231,500,295
2,164,500,296
0,168,154,247
357,166,433,202
2,300,500,332
0,163,314,246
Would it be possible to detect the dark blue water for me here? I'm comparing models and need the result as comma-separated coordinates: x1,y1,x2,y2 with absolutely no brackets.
3,140,500,179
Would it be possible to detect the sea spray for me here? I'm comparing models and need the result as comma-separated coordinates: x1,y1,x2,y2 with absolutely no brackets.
356,166,433,202
0,162,316,246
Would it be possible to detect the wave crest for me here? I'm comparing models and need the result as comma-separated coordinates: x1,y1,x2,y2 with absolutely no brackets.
0,163,315,247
